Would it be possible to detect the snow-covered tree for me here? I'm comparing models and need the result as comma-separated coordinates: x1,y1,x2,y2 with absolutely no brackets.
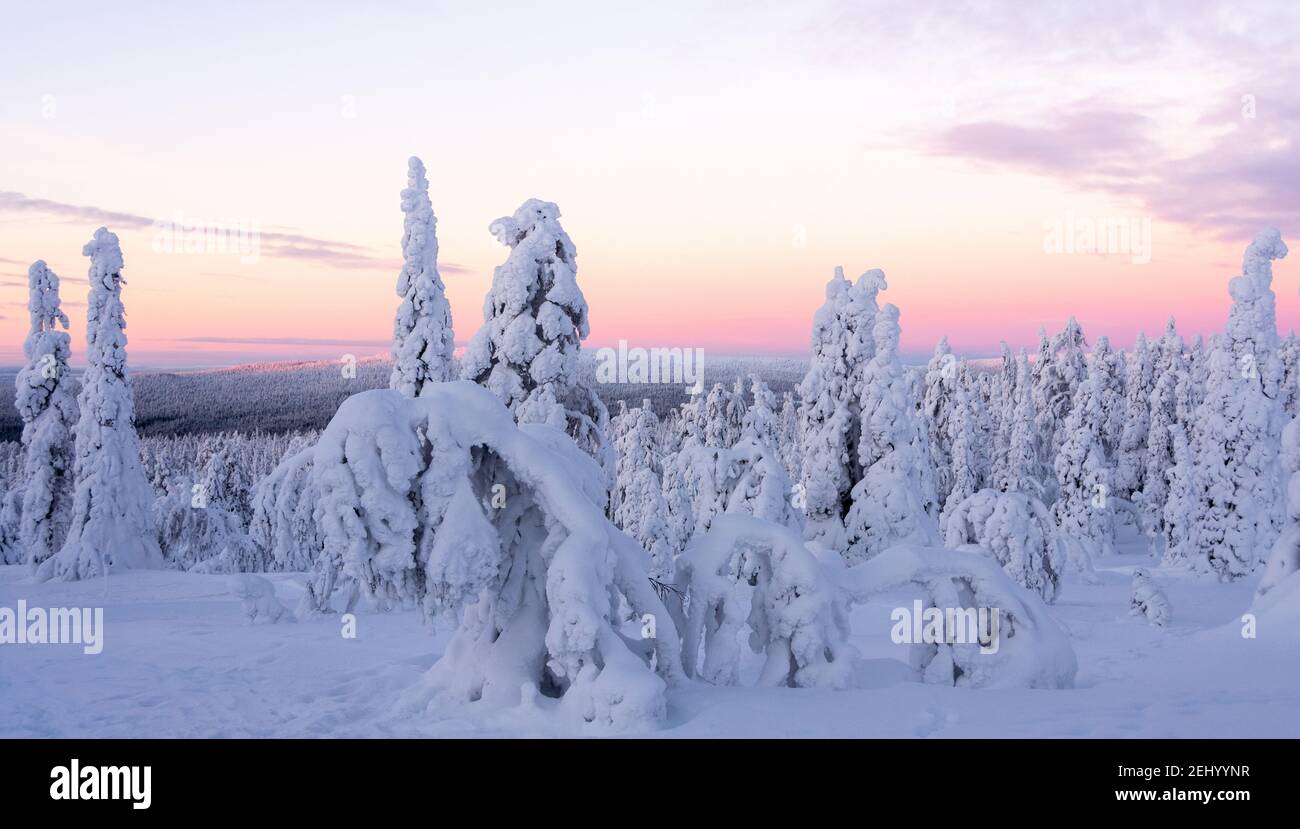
944,375,981,518
672,515,854,689
1033,318,1087,467
741,375,778,450
1280,330,1300,419
1052,375,1115,562
922,337,958,508
13,260,78,571
796,267,885,541
776,391,802,482
37,228,162,581
1160,421,1199,566
1089,336,1126,461
941,489,1061,603
844,303,939,561
248,443,324,574
701,383,732,449
303,381,682,730
1116,332,1154,502
1258,415,1300,596
992,349,1045,498
612,403,677,578
1190,229,1289,580
1142,366,1190,542
461,198,611,477
390,156,455,398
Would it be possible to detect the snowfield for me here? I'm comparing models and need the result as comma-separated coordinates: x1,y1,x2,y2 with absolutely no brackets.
4,536,1296,738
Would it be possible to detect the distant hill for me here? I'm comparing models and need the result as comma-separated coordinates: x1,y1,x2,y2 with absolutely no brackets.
0,355,811,441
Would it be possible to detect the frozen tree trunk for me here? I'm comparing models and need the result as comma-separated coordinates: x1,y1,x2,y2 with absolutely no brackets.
390,156,455,398
37,228,162,581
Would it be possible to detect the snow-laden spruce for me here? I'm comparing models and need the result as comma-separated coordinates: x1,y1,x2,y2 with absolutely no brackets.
1115,332,1154,502
941,489,1061,603
461,199,611,478
297,381,681,729
1141,320,1188,539
991,349,1045,498
922,337,958,508
843,303,939,561
12,260,78,569
796,266,886,544
37,228,162,581
1053,368,1115,566
390,156,455,398
1190,229,1288,580
943,370,981,517
611,402,677,578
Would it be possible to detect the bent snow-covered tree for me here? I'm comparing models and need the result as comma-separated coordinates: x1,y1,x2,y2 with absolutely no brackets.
940,489,1061,603
38,228,162,580
302,382,681,729
390,156,455,398
460,199,611,479
672,515,855,689
14,260,78,570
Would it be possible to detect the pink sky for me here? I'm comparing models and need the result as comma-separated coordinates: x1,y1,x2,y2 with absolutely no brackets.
1,1,1297,368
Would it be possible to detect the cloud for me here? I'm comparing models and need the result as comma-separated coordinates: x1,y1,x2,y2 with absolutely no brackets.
0,190,472,274
925,90,1300,241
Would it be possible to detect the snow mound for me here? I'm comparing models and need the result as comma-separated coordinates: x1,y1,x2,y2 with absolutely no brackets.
230,575,295,624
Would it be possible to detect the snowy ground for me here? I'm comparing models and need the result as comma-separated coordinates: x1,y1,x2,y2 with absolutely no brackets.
3,534,1297,738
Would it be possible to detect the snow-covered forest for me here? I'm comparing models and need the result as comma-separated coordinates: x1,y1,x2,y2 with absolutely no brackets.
1,158,1297,737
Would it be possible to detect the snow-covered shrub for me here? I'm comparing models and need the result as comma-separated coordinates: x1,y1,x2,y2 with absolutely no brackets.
941,489,1061,603
1129,568,1170,627
230,575,295,624
843,545,1078,689
301,382,681,730
38,228,162,581
14,260,78,570
672,515,855,689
